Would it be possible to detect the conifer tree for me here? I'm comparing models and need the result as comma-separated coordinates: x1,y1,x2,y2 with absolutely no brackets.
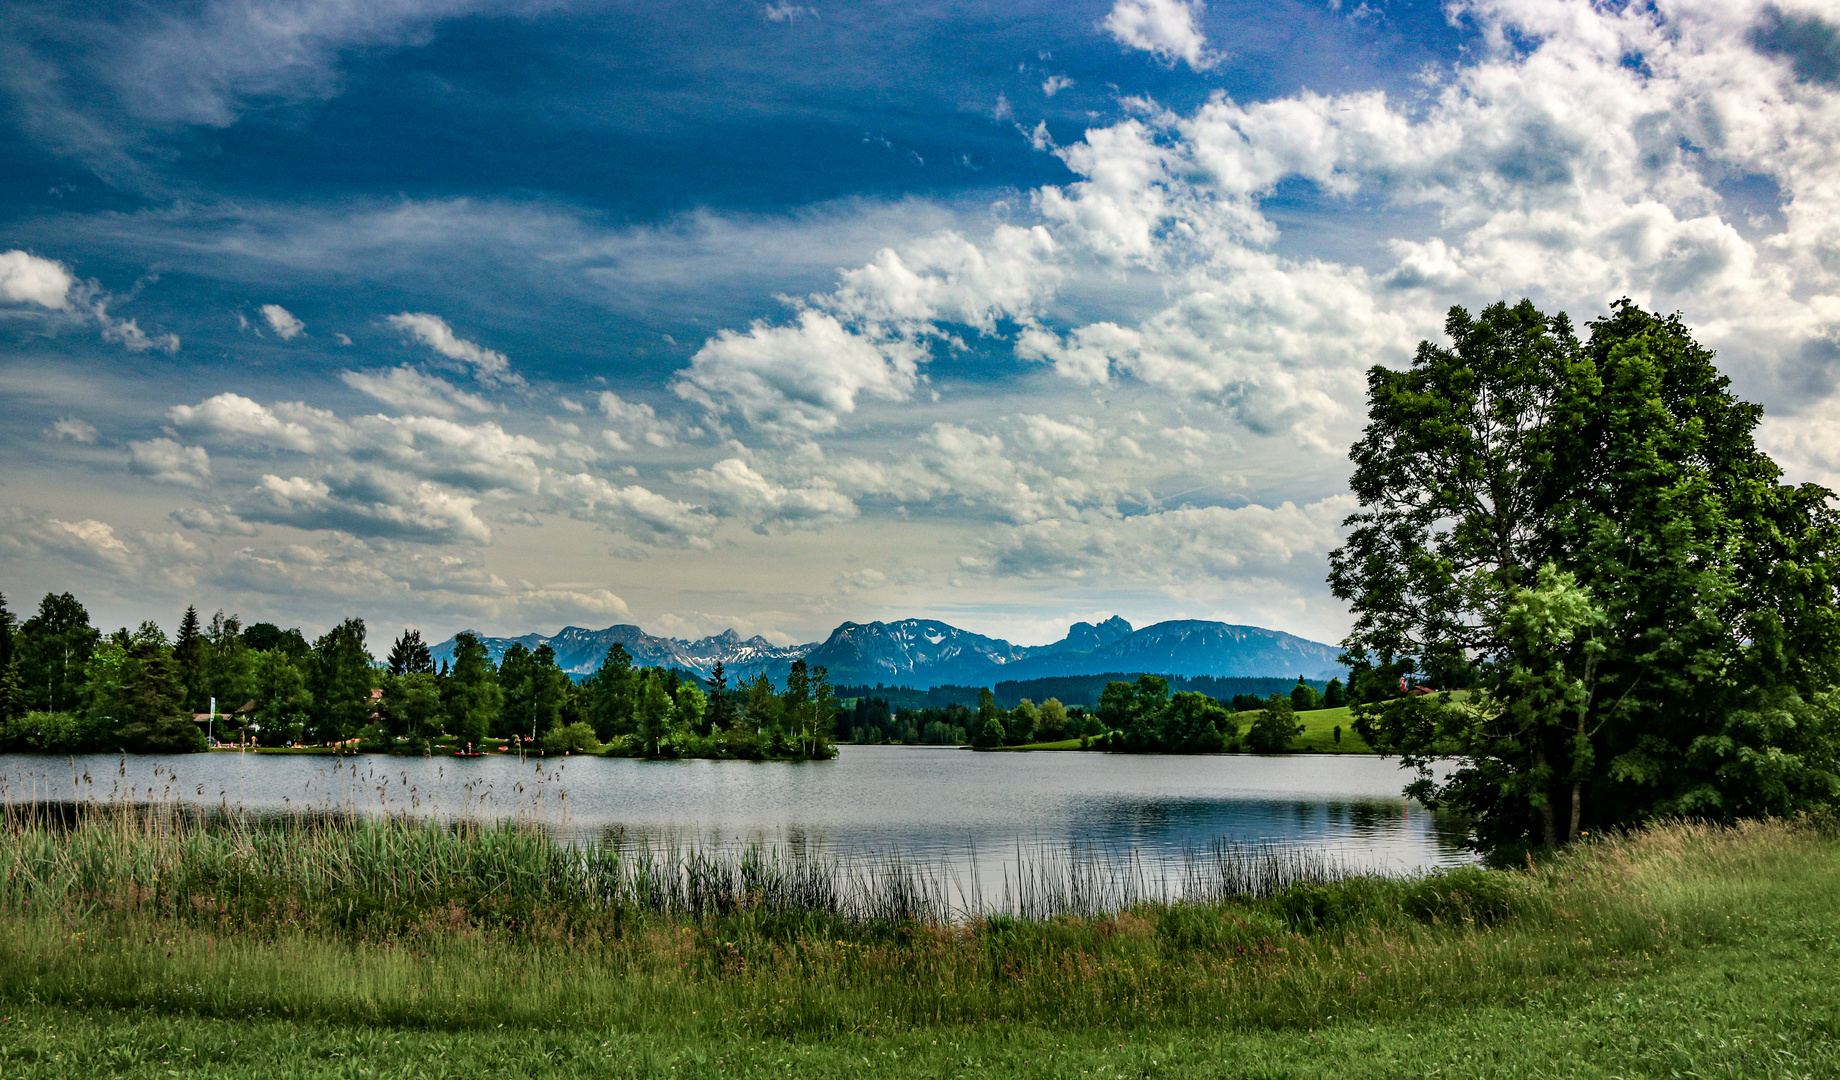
173,605,208,712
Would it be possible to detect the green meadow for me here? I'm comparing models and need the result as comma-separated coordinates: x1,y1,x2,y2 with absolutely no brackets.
0,807,1832,1078
1004,705,1370,753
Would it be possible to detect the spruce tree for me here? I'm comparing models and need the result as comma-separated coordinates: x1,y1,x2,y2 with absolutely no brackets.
173,605,208,712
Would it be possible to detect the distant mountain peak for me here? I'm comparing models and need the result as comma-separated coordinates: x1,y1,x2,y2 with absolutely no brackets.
428,613,1342,687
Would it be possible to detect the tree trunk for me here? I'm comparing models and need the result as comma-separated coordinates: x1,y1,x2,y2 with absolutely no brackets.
1568,778,1582,842
1534,733,1559,848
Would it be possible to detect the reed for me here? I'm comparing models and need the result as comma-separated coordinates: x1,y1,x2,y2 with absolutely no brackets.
0,798,1379,926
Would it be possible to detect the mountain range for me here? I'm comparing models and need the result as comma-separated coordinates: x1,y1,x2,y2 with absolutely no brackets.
429,615,1345,688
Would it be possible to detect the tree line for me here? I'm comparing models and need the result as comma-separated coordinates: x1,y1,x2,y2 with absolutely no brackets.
0,593,835,759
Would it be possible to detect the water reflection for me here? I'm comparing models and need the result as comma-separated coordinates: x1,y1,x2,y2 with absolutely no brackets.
0,745,1473,900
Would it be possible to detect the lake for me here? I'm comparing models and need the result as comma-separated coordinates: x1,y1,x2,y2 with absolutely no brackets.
0,744,1470,860
0,746,1470,908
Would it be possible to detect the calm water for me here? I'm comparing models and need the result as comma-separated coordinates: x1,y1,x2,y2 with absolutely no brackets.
0,746,1470,879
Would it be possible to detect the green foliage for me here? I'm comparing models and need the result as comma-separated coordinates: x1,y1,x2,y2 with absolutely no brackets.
586,644,635,740
305,619,373,744
1034,697,1069,742
379,671,443,750
111,624,206,754
1246,694,1303,754
974,717,1006,747
540,720,601,754
173,605,208,712
202,611,255,733
385,628,434,676
1289,676,1318,712
1163,690,1230,752
498,643,568,740
17,592,99,714
1331,299,1840,850
442,633,501,748
1004,698,1038,745
1322,676,1346,708
0,710,115,753
241,622,309,658
249,650,312,747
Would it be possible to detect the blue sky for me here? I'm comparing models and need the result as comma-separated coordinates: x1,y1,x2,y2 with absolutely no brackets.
3,0,1839,648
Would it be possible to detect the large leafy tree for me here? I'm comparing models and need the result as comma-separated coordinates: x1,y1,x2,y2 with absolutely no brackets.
498,643,568,740
586,644,635,741
0,594,21,724
442,632,501,748
249,650,313,747
112,622,206,754
306,618,374,744
1329,299,1840,852
18,592,99,713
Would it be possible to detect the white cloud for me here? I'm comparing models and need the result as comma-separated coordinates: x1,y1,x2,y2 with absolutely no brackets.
170,505,260,536
0,250,74,308
241,471,494,545
972,497,1351,583
763,3,815,21
597,391,679,447
1042,75,1074,97
259,303,305,339
1102,0,1216,71
98,310,181,353
2,250,181,350
676,310,926,436
46,417,99,443
387,311,522,386
677,457,858,531
0,508,204,589
543,471,718,548
340,364,496,417
170,393,344,452
129,438,211,486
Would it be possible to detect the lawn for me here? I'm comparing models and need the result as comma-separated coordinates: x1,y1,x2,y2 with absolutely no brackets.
1000,705,1371,753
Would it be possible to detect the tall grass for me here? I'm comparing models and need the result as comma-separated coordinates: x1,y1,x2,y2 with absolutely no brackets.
0,800,1355,925
1,791,1829,1037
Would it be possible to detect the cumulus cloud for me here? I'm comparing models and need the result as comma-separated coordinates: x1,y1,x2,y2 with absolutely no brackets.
46,417,99,443
676,310,926,436
170,393,344,452
597,391,680,448
0,248,178,351
240,470,494,545
677,457,858,531
170,505,260,536
0,508,204,589
1103,0,1216,71
972,497,1349,582
129,438,211,486
340,364,495,417
387,312,521,386
0,250,74,308
259,303,305,339
543,471,718,548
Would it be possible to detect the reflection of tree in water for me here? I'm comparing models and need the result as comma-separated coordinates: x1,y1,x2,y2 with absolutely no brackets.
1345,801,1402,835
1427,808,1474,852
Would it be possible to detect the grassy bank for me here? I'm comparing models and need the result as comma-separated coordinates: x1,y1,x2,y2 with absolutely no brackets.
0,812,1834,1077
1004,705,1371,752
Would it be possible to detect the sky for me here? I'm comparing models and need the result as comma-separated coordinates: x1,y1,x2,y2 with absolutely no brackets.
2,0,1839,650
